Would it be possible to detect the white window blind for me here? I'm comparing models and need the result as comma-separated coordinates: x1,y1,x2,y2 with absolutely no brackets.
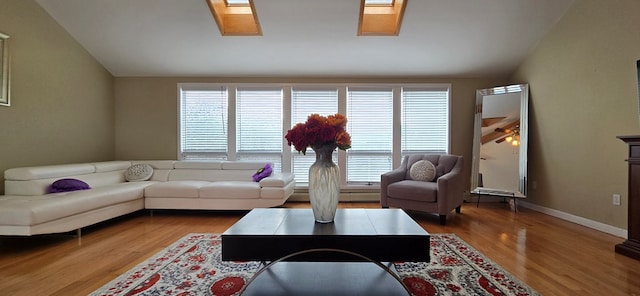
236,88,283,170
291,88,339,184
346,87,393,184
179,86,228,160
401,87,449,155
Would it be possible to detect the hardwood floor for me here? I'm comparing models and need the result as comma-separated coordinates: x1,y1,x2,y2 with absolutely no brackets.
1,201,639,296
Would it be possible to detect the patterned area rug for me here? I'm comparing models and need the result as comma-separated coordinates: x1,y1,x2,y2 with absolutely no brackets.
90,233,538,296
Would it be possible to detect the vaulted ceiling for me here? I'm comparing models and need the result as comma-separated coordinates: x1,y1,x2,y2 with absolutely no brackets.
35,0,575,77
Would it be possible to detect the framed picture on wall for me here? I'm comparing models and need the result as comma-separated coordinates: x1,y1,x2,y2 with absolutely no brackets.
0,32,9,107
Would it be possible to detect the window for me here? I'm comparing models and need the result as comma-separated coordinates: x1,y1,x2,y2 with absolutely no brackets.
178,83,450,188
236,87,283,171
347,87,394,184
401,87,449,156
179,85,228,160
291,87,339,184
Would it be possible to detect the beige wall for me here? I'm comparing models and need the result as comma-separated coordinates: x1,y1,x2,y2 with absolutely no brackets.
114,77,507,192
512,0,640,228
0,0,115,194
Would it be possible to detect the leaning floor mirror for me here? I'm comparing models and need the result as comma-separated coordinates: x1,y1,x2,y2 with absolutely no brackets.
470,84,529,199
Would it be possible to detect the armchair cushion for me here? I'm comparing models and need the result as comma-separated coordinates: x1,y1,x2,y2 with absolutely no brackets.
409,160,436,181
387,180,437,202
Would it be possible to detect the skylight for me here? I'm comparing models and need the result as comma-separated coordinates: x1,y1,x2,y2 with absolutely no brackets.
207,0,262,36
358,0,407,36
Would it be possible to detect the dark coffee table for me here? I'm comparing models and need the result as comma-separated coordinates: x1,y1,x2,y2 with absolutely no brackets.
222,208,430,262
222,208,429,295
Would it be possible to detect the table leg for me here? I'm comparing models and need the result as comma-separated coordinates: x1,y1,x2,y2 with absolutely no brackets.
240,248,411,295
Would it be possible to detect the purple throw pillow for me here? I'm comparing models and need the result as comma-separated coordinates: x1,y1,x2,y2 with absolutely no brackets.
252,163,273,182
49,178,91,193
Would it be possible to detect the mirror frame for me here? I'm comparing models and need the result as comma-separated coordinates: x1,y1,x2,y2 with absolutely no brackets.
470,84,529,197
0,32,9,107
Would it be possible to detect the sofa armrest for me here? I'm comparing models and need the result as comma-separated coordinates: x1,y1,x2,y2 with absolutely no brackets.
259,173,295,187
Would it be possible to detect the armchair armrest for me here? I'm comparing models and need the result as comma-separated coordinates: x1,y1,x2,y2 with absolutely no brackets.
380,168,406,206
436,156,464,213
381,168,405,184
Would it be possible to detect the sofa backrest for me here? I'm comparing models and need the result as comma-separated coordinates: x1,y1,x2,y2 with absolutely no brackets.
3,160,272,195
4,161,132,196
131,160,176,182
167,161,267,182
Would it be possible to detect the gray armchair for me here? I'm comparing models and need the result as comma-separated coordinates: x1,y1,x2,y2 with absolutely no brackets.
380,154,464,225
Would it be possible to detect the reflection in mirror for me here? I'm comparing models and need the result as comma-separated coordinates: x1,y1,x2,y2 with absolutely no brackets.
470,84,528,198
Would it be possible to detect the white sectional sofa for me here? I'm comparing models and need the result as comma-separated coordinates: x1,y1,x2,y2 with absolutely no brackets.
0,160,295,236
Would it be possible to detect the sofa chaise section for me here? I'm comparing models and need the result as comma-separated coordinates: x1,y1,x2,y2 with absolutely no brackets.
0,161,147,236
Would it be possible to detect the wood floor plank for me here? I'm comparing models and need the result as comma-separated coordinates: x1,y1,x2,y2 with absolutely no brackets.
1,202,639,295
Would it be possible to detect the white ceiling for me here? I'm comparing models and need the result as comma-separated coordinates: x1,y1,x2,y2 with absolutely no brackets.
35,0,575,78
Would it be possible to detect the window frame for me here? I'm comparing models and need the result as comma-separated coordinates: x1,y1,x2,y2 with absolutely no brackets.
178,82,451,189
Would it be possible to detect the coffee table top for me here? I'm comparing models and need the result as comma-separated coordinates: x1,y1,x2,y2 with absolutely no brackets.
222,208,430,262
223,208,428,237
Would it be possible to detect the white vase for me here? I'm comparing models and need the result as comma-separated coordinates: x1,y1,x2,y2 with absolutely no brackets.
308,144,340,223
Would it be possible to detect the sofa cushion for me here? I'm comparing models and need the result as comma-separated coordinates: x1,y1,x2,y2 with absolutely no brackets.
49,178,91,193
199,182,261,199
387,180,437,202
144,181,210,198
125,164,154,182
409,160,436,182
252,164,273,182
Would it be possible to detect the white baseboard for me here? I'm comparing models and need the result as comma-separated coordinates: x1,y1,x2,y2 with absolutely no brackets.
290,193,628,238
518,200,627,238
